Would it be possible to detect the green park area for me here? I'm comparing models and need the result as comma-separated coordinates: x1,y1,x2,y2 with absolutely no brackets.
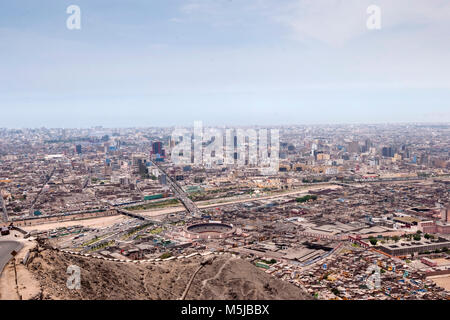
150,227,163,234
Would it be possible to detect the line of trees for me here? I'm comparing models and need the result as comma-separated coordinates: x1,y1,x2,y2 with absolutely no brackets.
295,195,318,203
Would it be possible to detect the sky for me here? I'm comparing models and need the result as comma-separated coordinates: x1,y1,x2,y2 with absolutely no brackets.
0,0,449,128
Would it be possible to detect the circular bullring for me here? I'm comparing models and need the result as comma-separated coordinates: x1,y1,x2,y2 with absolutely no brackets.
184,222,235,239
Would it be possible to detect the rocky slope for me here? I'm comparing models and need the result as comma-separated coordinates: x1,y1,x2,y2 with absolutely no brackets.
25,249,311,300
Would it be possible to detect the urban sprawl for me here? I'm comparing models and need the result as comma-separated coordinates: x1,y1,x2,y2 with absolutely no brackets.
1,124,449,300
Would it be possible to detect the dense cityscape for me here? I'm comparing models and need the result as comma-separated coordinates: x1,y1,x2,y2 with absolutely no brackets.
1,0,450,309
1,123,449,300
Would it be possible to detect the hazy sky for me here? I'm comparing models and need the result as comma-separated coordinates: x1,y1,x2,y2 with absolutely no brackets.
1,0,449,128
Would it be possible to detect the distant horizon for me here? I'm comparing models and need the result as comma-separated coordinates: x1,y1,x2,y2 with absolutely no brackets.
2,121,450,131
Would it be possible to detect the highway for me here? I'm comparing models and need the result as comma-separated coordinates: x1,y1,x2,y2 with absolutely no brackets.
115,207,162,225
0,240,23,274
150,161,202,217
29,167,56,217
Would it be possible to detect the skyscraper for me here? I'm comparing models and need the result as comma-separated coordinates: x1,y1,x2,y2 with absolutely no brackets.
152,141,163,155
382,147,394,158
347,141,360,154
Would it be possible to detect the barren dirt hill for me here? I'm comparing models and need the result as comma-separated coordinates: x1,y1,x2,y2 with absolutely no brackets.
25,249,311,300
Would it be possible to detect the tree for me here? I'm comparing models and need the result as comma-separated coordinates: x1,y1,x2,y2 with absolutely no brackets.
413,234,421,241
331,288,340,296
370,239,378,246
159,252,172,259
295,195,318,203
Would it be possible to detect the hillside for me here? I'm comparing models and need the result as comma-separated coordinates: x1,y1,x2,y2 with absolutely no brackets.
25,249,311,300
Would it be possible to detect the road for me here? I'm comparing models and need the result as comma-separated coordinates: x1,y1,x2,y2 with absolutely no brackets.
29,167,56,217
0,240,23,274
196,184,340,207
12,183,342,230
150,161,202,217
133,184,341,218
115,207,162,225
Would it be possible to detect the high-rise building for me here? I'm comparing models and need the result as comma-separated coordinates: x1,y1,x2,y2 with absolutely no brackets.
382,147,394,158
441,205,450,223
347,141,360,154
158,174,167,185
104,142,110,154
76,145,82,154
311,143,317,156
419,153,429,165
137,159,148,177
364,139,372,151
152,141,163,155
369,158,380,167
